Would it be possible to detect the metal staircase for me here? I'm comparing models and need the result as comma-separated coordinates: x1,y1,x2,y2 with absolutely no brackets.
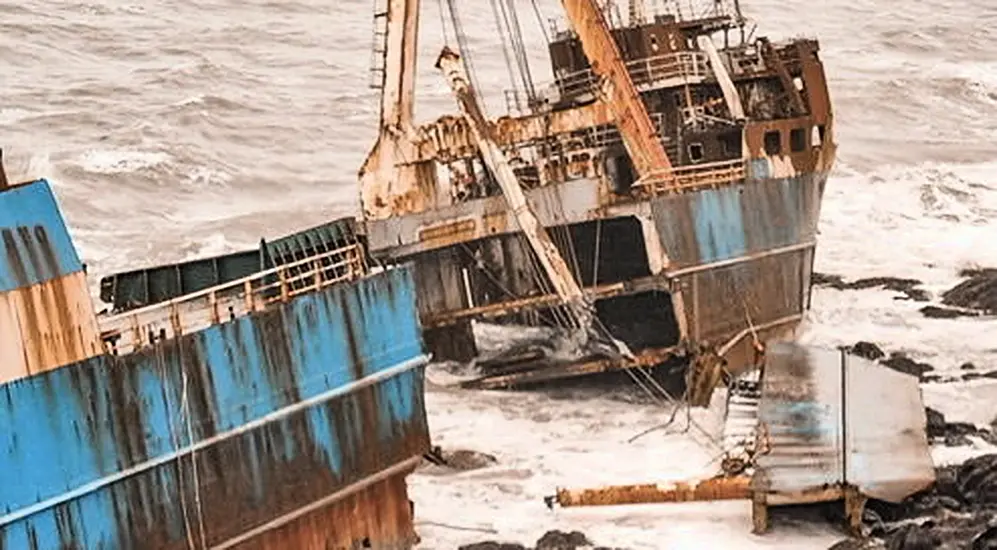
722,371,762,460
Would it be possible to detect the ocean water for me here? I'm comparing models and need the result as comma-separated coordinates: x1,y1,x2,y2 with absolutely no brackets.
3,0,997,548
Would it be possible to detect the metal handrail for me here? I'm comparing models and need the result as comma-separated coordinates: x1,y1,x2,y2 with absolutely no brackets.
635,158,746,195
555,51,710,98
99,243,367,356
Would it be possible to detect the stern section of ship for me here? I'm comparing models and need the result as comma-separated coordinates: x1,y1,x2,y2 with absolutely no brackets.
0,180,431,549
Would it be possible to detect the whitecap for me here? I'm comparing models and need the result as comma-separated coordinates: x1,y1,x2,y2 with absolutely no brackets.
76,149,172,174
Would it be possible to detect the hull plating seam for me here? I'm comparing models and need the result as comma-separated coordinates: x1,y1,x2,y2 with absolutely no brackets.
209,455,423,550
0,353,431,528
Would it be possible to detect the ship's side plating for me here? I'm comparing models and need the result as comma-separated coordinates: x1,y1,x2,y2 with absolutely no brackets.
0,180,431,549
359,2,836,386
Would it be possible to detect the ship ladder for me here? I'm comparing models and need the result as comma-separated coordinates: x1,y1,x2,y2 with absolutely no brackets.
720,370,763,476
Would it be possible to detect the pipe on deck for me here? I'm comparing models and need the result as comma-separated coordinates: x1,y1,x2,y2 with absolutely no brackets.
546,476,752,508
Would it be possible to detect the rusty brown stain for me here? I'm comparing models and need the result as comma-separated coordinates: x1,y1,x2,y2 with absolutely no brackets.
556,475,752,508
417,218,477,247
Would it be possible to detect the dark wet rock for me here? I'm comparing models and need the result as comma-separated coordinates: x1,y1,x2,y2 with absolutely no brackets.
850,341,886,361
884,523,942,550
459,543,528,550
921,374,944,383
863,456,997,549
920,305,979,319
957,455,997,506
973,525,997,549
942,268,997,314
813,273,931,302
924,408,997,447
827,538,887,549
880,352,934,377
960,370,997,382
422,446,498,472
962,362,978,370
925,408,947,438
461,531,620,550
945,434,974,447
535,530,591,549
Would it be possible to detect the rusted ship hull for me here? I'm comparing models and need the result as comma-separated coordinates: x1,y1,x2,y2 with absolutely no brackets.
0,179,431,549
369,165,830,386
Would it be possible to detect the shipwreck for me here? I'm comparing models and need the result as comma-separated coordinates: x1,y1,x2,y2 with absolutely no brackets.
358,0,836,395
96,0,836,402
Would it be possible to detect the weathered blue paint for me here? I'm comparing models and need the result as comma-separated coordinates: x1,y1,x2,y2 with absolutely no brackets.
746,158,771,180
0,265,430,549
0,180,83,292
652,171,826,268
692,186,747,263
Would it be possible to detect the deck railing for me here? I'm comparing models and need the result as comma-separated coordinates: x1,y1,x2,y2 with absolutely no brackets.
99,243,367,356
555,51,710,99
635,158,747,195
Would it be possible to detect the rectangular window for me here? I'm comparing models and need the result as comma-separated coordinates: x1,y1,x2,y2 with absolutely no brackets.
790,128,807,152
764,130,781,155
688,143,704,163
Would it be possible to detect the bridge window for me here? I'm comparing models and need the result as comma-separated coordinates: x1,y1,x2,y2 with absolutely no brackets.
688,143,704,163
764,130,781,155
790,128,807,152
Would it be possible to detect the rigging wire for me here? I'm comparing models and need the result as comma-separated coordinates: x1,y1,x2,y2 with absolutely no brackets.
490,0,524,104
437,0,727,460
529,0,550,43
444,0,577,336
501,0,538,105
436,0,452,45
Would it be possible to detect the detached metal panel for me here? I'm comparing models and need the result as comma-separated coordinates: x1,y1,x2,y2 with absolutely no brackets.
845,356,935,502
0,266,430,550
753,344,843,495
753,343,935,503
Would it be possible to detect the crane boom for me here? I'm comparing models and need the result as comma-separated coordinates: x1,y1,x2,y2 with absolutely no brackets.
559,0,674,184
435,47,594,343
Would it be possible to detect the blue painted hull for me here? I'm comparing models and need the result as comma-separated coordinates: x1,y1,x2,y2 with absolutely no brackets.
653,169,827,354
0,181,431,550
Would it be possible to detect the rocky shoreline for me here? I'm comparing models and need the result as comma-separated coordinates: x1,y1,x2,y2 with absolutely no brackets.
813,268,997,319
448,317,997,549
846,340,997,385
829,454,997,549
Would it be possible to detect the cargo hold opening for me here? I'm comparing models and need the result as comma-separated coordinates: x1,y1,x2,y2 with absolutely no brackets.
553,216,681,351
